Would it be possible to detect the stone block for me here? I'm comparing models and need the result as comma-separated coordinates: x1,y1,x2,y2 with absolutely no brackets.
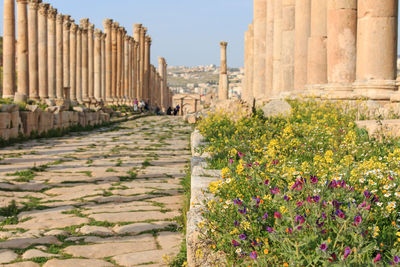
79,112,87,127
20,111,40,137
0,113,12,129
38,112,54,134
0,104,19,113
262,99,292,117
10,111,23,133
0,129,10,140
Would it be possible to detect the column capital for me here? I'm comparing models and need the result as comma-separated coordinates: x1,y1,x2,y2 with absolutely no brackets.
220,41,228,48
70,23,78,33
101,32,107,41
133,23,142,32
56,13,63,24
29,0,42,9
145,36,152,45
88,23,95,33
38,2,50,16
103,18,113,29
112,22,119,29
47,7,57,19
142,27,148,34
124,35,131,42
63,17,71,30
80,18,89,30
94,28,102,38
16,0,29,4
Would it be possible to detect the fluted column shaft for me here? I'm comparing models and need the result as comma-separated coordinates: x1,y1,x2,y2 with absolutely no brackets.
103,19,113,103
16,0,29,99
3,0,16,98
88,23,95,102
253,0,267,99
144,36,151,103
80,18,89,102
38,3,49,99
265,0,274,97
124,36,130,103
218,42,229,100
356,0,398,100
294,0,311,92
139,27,146,100
307,0,328,91
272,0,282,96
133,24,142,100
101,34,106,101
28,0,42,99
76,27,82,103
47,7,56,100
61,16,71,100
281,0,295,93
244,24,254,102
56,14,63,100
111,22,118,101
94,29,102,101
70,23,78,101
116,27,122,101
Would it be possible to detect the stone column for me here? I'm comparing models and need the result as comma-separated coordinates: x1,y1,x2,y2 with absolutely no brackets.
94,29,102,102
158,57,165,110
134,41,139,100
140,27,146,101
281,0,295,94
101,33,106,102
253,0,267,100
111,22,119,102
116,27,122,103
272,0,282,97
62,15,71,100
218,41,229,100
144,35,151,104
80,18,89,103
265,0,274,98
124,35,130,104
70,23,78,102
56,14,63,101
324,0,357,99
76,27,82,103
47,7,56,100
306,0,328,94
133,24,142,100
28,0,42,100
103,19,113,104
353,0,398,101
38,3,49,100
88,23,95,103
3,0,16,98
16,0,30,101
244,24,254,103
294,0,311,92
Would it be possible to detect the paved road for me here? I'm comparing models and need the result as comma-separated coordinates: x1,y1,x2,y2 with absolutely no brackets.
0,116,191,267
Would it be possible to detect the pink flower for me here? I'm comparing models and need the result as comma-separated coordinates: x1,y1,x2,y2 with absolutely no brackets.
250,251,257,260
374,253,381,264
344,247,351,259
274,212,282,219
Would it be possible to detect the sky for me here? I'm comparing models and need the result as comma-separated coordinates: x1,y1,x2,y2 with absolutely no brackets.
0,0,253,68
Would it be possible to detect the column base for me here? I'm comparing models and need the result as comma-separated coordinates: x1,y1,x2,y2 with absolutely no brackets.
303,84,326,98
353,80,396,100
321,83,355,100
14,93,28,103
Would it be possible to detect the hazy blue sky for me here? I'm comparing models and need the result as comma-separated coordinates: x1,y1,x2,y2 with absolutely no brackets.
0,0,253,67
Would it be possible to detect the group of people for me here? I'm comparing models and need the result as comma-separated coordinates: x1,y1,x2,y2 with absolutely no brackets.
133,98,180,116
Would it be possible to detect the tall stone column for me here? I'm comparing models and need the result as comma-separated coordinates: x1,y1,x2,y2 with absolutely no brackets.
76,27,82,103
158,57,165,110
324,0,357,99
38,3,49,100
218,41,229,100
3,0,16,98
103,19,113,104
47,7,57,100
62,15,71,100
253,0,267,100
294,0,311,92
306,0,328,94
88,23,95,102
124,35,130,104
94,29,102,102
133,41,139,100
111,22,119,102
28,0,42,100
80,18,89,103
116,27,122,103
281,0,295,94
70,23,78,102
272,0,282,97
133,24,142,100
128,38,134,103
353,0,398,101
265,0,274,98
101,33,106,102
140,27,147,101
16,0,30,101
144,35,151,104
56,14,63,101
244,24,254,102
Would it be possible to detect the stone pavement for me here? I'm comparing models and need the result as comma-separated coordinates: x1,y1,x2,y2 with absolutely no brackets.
0,116,192,266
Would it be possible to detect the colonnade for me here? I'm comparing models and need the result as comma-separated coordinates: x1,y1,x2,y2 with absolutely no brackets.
244,0,399,102
2,0,172,109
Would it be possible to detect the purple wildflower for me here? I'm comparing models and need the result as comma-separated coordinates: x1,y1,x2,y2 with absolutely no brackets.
239,234,246,240
271,187,280,194
234,220,240,226
238,151,244,158
232,240,240,247
310,175,318,184
295,215,305,225
250,251,257,260
394,256,400,264
344,247,351,259
238,207,247,215
320,243,327,251
262,212,268,219
354,216,362,226
284,195,290,201
264,179,270,186
267,227,274,233
313,195,321,202
229,158,234,164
